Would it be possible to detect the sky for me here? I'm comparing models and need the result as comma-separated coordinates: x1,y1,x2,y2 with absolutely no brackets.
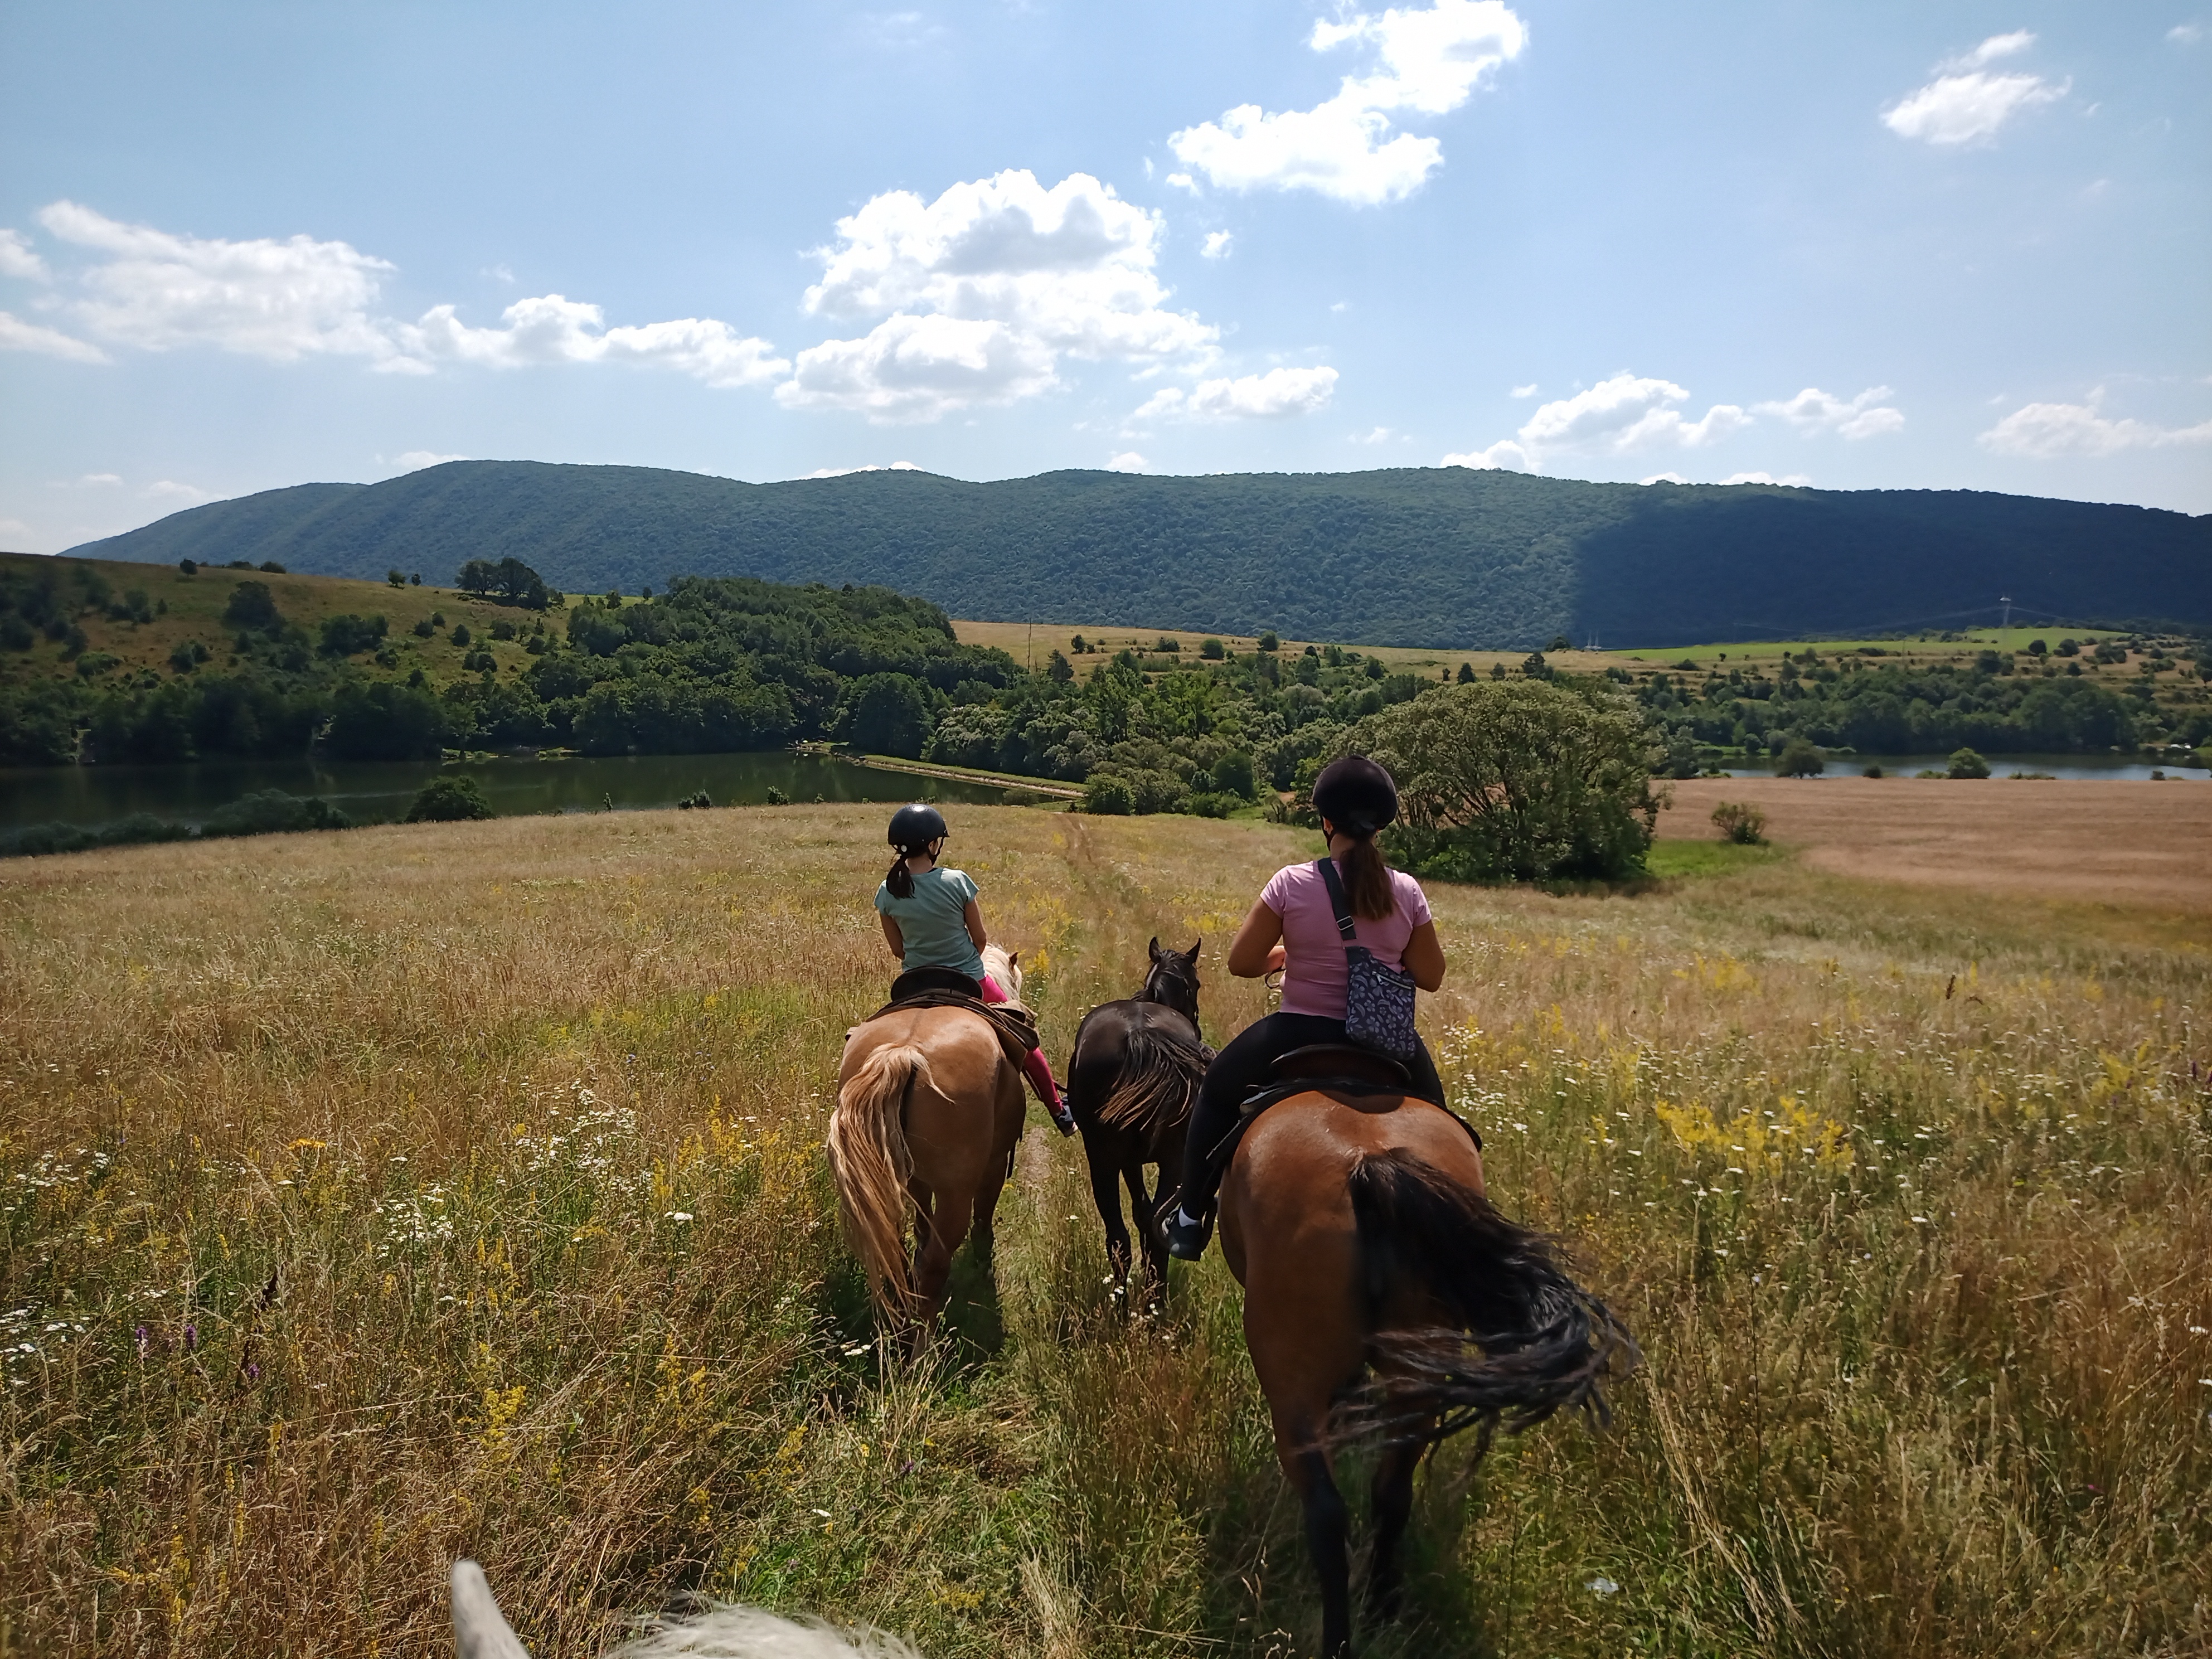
1,0,2207,555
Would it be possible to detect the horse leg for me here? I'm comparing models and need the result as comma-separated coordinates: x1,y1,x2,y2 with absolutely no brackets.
1365,1434,1427,1627
971,1144,1010,1274
1291,1447,1354,1659
1123,1157,1167,1302
1083,1133,1134,1284
911,1188,972,1330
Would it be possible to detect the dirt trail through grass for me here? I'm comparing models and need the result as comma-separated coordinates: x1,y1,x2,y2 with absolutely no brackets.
3,806,2207,1658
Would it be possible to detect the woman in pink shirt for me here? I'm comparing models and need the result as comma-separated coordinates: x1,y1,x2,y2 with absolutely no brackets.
1166,755,1448,1259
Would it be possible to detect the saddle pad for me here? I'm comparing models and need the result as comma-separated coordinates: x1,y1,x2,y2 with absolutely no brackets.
860,986,1041,1076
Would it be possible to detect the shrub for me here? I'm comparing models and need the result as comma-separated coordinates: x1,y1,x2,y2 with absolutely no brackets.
1211,749,1258,799
1081,774,1134,816
404,774,494,823
1257,632,1279,652
1947,746,1991,779
201,790,351,838
257,560,286,574
222,580,283,632
413,618,435,638
74,652,122,679
1861,763,1884,778
764,785,789,805
387,569,406,588
1342,678,1663,882
676,790,713,810
1200,637,1225,660
450,623,472,647
1153,636,1180,653
1710,801,1767,845
178,558,197,575
168,639,210,673
1185,790,1240,818
1774,738,1825,777
318,613,388,656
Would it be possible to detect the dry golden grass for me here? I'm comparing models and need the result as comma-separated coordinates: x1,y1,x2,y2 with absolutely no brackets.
945,618,1609,681
3,808,2208,1657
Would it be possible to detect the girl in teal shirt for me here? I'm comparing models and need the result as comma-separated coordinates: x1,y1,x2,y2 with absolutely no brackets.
876,804,1071,1133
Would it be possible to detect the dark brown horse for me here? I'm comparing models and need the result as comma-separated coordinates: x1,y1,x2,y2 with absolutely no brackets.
1219,1048,1634,1657
1066,938,1209,1290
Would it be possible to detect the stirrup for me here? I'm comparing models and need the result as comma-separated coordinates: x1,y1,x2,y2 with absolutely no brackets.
1165,1203,1214,1260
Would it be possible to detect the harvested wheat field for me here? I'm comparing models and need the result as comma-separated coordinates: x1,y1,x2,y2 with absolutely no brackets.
3,806,2209,1658
1660,776,2212,912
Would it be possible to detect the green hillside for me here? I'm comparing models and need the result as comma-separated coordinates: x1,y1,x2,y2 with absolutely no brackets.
62,462,2212,650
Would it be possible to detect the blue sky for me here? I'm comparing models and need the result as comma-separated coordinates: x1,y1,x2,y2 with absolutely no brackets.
2,0,2206,554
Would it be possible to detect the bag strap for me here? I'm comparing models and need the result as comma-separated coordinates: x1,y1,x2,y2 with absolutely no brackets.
1314,857,1359,944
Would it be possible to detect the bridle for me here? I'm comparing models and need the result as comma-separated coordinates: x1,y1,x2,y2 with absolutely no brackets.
1141,955,1202,1023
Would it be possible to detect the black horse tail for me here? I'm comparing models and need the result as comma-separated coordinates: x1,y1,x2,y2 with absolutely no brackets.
1095,1025,1209,1135
1345,1146,1636,1456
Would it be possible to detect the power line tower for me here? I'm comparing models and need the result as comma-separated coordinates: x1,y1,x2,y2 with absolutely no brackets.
2000,595,2014,630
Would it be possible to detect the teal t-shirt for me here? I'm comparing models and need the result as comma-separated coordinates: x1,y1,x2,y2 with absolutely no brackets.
875,864,985,982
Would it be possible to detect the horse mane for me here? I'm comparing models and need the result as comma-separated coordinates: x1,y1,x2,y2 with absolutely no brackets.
1095,1023,1209,1133
979,943,1020,1002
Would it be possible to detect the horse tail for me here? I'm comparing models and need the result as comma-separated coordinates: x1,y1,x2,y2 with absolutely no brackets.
1346,1146,1636,1454
1095,1026,1209,1134
827,1042,929,1320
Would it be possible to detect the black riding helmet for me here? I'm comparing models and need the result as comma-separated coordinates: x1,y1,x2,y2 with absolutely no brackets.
1311,755,1398,837
887,802,948,852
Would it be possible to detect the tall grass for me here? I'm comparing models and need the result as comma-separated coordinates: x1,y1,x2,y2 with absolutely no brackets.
2,808,2205,1656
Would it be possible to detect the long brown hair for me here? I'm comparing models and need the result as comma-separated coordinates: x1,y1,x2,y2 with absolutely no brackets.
1337,832,1394,921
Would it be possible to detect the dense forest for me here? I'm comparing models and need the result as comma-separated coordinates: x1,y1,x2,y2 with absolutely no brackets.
65,460,2212,649
6,556,2204,797
0,558,1015,767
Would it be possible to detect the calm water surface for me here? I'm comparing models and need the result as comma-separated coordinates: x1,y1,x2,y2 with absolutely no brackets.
1718,753,2206,782
0,751,1014,832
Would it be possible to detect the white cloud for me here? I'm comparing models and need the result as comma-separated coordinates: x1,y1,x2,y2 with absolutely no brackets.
0,518,33,542
397,296,787,387
1105,451,1147,472
1168,0,1526,205
779,169,1216,421
1354,425,1395,444
1883,36,2065,146
393,450,469,471
1440,438,1529,470
72,472,123,486
0,229,50,280
2171,23,2205,45
1444,371,1750,471
1721,470,1813,486
143,480,207,502
1978,392,2212,457
1200,230,1234,260
1509,382,1538,397
1639,472,1687,486
22,200,784,389
1755,385,1904,440
797,461,924,479
0,309,110,362
1134,365,1339,423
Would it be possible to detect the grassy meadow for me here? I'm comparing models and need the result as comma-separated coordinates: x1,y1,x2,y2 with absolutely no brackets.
3,806,2208,1657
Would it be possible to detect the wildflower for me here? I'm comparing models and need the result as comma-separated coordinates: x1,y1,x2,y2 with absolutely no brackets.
1587,1576,1620,1596
135,1325,149,1360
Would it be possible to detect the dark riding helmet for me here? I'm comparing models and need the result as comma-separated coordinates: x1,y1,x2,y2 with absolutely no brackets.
887,802,948,851
1311,755,1398,838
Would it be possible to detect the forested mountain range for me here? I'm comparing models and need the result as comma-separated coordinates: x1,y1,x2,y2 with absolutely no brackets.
64,461,2211,649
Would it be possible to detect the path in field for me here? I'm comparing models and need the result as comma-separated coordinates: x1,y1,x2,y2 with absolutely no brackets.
1658,777,2212,910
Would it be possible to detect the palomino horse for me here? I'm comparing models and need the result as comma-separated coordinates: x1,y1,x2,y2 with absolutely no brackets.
1219,1049,1633,1658
827,944,1029,1341
451,1559,923,1656
1066,938,1208,1291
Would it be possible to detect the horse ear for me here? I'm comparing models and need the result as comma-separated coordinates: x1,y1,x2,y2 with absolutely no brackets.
452,1561,532,1659
1184,939,1201,963
1008,949,1020,968
1148,936,1163,961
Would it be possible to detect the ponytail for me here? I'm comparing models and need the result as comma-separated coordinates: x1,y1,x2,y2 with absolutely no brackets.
885,853,915,900
1338,833,1394,921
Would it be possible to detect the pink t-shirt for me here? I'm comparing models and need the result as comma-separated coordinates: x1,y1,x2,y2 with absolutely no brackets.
1260,858,1432,1020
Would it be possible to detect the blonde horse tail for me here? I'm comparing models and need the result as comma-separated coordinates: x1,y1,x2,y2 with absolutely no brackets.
828,1043,930,1320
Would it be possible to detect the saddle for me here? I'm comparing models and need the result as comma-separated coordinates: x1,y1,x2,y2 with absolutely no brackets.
858,970,1041,1078
1203,1044,1480,1178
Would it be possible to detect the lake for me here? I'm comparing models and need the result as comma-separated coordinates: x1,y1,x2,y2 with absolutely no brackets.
1717,753,2205,782
0,751,1018,834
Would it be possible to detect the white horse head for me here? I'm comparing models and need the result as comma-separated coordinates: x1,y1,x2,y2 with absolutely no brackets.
452,1561,924,1659
980,943,1021,1003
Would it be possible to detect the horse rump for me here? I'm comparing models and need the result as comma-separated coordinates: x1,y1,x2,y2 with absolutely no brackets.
1093,1022,1209,1134
1344,1146,1635,1453
827,1042,929,1318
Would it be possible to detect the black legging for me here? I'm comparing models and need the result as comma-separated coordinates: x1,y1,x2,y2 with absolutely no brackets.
1175,1012,1445,1215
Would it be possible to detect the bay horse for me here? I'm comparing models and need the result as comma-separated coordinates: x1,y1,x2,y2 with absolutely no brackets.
1219,1048,1634,1657
1066,938,1207,1291
827,944,1029,1345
